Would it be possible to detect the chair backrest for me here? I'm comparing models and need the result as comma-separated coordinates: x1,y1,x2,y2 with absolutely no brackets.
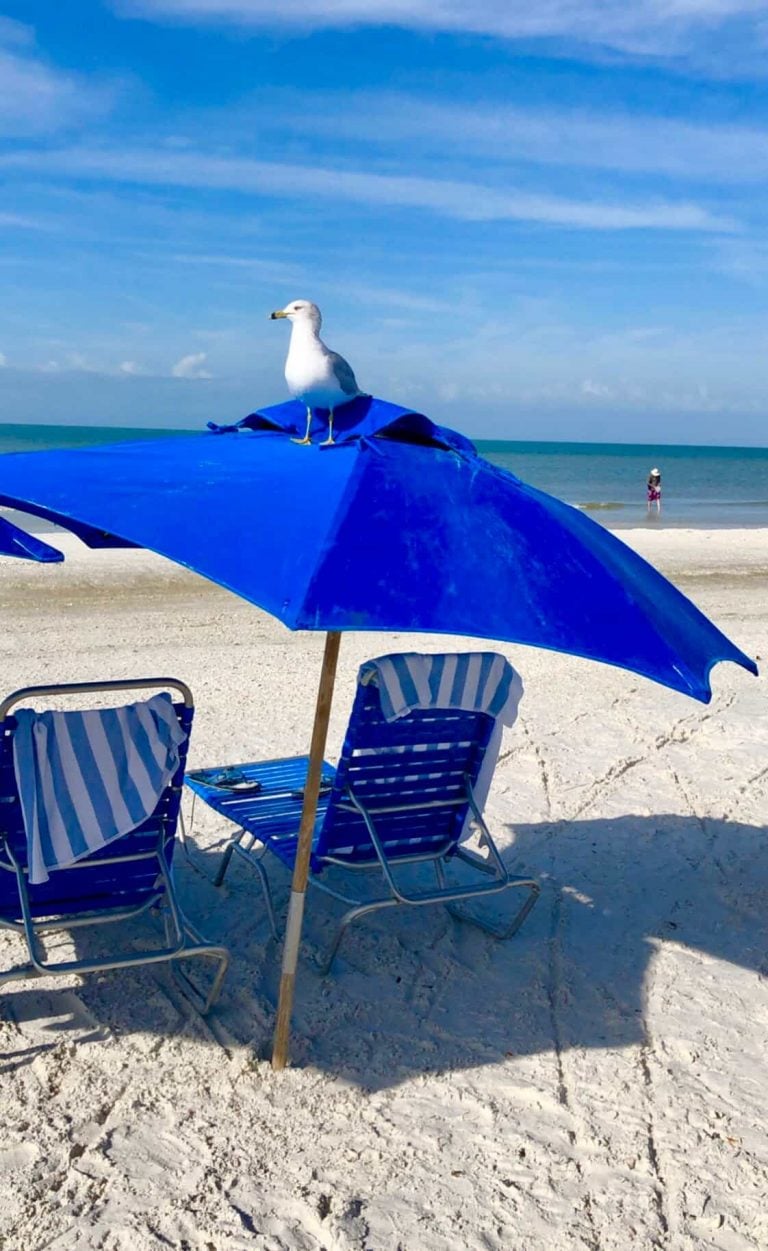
315,678,495,866
0,679,193,921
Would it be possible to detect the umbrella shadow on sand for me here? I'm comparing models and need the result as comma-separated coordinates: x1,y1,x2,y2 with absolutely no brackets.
245,810,768,1089
2,812,766,1089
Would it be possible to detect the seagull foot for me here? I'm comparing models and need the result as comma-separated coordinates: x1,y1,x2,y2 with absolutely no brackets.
320,411,335,446
291,436,313,445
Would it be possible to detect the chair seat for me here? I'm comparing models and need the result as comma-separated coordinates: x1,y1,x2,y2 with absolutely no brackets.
0,819,171,922
0,678,229,1014
186,756,336,870
186,653,540,972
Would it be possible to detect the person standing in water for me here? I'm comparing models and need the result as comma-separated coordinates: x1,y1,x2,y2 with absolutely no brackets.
647,467,662,513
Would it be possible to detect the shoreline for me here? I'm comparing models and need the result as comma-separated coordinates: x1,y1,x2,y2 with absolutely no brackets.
600,517,768,531
6,503,768,538
1,528,766,626
2,522,767,574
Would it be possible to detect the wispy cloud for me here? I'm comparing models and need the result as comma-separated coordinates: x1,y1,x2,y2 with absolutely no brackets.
171,350,212,378
164,251,301,282
272,90,768,186
709,238,768,285
35,351,98,374
0,17,35,47
0,30,116,138
0,212,50,230
581,378,613,398
0,146,737,232
114,0,768,66
4,3,767,440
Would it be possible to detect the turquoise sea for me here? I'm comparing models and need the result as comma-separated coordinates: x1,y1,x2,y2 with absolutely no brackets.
479,440,768,529
0,423,766,530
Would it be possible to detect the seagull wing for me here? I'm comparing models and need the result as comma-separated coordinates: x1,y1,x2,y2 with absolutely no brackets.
328,351,360,397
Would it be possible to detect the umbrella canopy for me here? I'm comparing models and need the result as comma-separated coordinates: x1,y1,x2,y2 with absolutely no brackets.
0,395,756,701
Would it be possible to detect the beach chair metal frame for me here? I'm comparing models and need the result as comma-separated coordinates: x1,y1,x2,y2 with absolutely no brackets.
191,674,539,972
0,678,229,1013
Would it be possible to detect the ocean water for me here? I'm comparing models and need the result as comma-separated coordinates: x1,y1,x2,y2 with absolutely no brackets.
478,439,768,529
0,423,766,530
0,423,185,454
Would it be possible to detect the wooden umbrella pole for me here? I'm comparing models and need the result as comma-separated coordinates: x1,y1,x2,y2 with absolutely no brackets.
271,630,342,1070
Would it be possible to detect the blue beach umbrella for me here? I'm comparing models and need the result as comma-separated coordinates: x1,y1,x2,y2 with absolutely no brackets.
0,396,756,1065
0,397,755,697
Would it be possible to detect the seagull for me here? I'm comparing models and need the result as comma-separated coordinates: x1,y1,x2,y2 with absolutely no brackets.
270,300,361,445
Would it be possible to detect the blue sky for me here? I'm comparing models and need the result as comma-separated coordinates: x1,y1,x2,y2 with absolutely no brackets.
2,1,768,443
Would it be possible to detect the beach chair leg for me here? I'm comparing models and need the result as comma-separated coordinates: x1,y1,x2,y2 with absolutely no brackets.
321,897,400,975
214,830,245,887
446,880,541,940
435,854,540,938
216,837,278,940
152,856,230,1014
250,855,278,940
162,902,230,1014
5,858,58,976
169,945,230,1014
502,881,541,937
177,804,191,859
0,961,39,989
201,948,230,1012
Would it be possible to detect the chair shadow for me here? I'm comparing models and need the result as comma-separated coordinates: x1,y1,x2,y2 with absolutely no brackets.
2,813,767,1091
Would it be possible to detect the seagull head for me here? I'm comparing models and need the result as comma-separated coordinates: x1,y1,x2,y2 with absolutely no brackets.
270,300,321,330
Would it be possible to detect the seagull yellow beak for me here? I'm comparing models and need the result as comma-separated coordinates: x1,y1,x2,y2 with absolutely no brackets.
270,309,287,319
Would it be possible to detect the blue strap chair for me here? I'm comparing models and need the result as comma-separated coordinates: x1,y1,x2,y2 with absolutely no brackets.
187,656,539,970
0,678,229,1013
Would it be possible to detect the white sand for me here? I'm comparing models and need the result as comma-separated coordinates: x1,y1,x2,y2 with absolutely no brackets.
0,528,766,1251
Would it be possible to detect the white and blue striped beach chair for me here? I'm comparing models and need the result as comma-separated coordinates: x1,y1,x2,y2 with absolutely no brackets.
187,653,539,971
0,678,229,1013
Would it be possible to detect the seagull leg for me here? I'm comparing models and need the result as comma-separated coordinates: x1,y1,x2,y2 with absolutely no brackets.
320,409,335,446
291,407,313,445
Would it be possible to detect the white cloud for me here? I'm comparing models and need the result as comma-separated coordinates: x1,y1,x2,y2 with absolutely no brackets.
119,360,145,374
0,352,7,368
0,34,115,138
0,17,35,47
0,212,48,230
276,91,768,185
581,378,614,398
0,146,736,232
114,1,768,64
710,239,768,285
171,351,212,378
32,352,101,374
163,251,300,282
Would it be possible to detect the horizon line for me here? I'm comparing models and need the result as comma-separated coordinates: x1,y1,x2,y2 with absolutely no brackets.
0,420,766,454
